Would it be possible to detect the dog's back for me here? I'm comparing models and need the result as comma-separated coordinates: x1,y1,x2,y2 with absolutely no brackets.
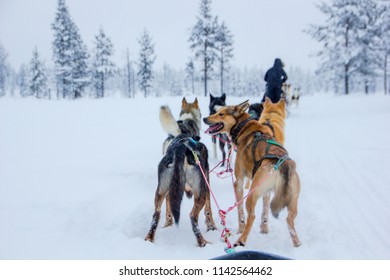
160,135,208,223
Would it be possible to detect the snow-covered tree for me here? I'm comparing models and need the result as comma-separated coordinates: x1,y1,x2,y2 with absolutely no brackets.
0,43,9,97
71,29,89,98
160,63,183,96
215,20,234,94
124,48,136,98
52,0,89,99
18,64,29,97
29,47,49,99
189,0,218,96
91,27,115,98
137,29,156,98
307,0,382,94
353,0,383,94
374,3,390,94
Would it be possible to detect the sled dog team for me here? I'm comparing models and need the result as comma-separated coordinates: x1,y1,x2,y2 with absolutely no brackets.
145,94,302,248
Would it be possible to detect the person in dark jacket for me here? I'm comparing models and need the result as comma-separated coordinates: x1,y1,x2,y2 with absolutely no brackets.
262,58,288,103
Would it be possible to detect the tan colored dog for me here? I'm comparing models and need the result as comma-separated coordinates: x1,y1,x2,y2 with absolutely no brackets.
204,100,301,247
257,97,287,234
259,97,286,145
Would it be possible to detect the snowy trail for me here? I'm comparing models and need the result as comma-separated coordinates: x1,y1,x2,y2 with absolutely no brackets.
285,96,390,259
0,94,389,260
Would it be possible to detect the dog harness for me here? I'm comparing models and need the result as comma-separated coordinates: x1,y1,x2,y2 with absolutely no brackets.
230,116,257,143
230,117,290,178
251,132,290,177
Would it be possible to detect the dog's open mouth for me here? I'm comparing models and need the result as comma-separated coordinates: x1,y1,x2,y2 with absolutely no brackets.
205,122,224,134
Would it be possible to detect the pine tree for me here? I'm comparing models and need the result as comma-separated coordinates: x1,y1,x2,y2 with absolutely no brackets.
72,28,89,98
189,0,218,97
91,27,115,98
215,20,234,95
52,0,89,99
125,48,135,98
29,47,49,99
0,43,8,97
353,0,383,94
18,64,29,97
307,0,382,94
374,3,390,94
137,29,156,98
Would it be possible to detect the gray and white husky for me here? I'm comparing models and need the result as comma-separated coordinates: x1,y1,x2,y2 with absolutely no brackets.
145,97,217,247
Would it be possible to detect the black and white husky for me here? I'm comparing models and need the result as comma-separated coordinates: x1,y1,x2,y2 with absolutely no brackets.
209,93,231,166
145,97,216,247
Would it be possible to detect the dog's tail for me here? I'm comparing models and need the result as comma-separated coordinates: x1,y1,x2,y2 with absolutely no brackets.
169,147,186,224
271,160,298,218
160,105,181,136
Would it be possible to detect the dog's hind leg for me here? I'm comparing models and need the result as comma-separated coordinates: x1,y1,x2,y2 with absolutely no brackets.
234,168,275,247
286,197,301,247
163,195,174,228
219,137,226,167
233,177,246,233
145,189,166,243
234,186,260,247
212,135,217,159
204,190,217,231
190,194,209,247
286,172,301,247
260,193,270,234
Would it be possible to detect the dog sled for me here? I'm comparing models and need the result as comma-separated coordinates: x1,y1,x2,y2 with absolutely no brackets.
212,250,290,260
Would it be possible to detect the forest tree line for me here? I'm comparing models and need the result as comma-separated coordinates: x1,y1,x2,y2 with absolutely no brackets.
1,0,389,100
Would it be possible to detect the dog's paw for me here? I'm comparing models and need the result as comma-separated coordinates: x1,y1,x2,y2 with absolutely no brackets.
260,224,269,234
163,219,174,228
237,221,245,234
292,237,302,247
205,216,217,231
207,224,217,232
197,238,211,247
233,241,245,247
237,226,244,234
144,235,155,243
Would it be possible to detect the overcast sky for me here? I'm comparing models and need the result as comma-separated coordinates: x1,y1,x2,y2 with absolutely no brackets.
0,0,324,71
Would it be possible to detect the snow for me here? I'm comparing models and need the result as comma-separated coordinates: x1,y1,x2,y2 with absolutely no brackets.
0,93,390,260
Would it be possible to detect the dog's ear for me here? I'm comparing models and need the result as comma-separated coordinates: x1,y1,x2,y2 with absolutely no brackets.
265,97,271,105
182,97,188,107
210,93,214,100
233,100,250,118
221,93,226,102
278,98,286,109
194,97,199,108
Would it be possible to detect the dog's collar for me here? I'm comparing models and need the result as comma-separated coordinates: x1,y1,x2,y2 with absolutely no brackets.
230,116,257,144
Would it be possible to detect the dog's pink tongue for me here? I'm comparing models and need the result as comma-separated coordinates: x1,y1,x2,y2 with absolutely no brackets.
204,126,214,134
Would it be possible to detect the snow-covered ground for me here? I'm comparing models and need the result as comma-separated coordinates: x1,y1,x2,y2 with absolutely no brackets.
0,93,389,260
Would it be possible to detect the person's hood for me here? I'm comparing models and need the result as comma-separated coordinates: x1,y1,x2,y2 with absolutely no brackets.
274,58,283,68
